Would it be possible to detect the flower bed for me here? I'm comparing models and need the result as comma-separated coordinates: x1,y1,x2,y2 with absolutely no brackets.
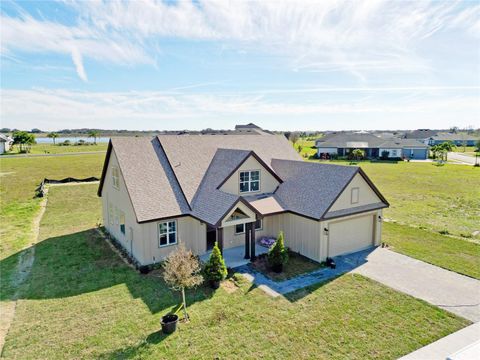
258,236,276,248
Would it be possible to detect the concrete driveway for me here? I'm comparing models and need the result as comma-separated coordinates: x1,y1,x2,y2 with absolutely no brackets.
352,248,480,322
448,152,477,165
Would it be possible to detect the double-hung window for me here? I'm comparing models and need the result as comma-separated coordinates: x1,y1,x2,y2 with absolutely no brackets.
112,166,120,189
159,220,177,247
239,170,260,193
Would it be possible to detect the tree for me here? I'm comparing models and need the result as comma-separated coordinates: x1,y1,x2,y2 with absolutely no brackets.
267,231,288,270
475,140,480,152
88,130,100,144
351,149,364,161
431,142,455,161
297,144,303,154
47,132,59,145
288,132,299,145
12,131,36,153
162,245,203,321
204,242,227,287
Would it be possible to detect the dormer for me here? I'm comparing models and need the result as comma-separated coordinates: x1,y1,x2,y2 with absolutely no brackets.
218,152,282,196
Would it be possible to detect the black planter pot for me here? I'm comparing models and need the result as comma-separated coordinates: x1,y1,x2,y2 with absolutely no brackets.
271,263,283,273
138,265,150,274
161,314,179,334
209,279,220,289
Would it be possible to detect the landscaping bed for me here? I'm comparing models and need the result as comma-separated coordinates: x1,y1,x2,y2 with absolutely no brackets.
251,250,325,281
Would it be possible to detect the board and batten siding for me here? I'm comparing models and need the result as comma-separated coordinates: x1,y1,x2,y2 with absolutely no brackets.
220,155,279,195
102,149,144,263
102,149,206,266
328,173,381,212
263,213,322,262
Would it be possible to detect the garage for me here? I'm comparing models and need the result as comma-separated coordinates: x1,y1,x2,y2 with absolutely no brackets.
328,214,375,257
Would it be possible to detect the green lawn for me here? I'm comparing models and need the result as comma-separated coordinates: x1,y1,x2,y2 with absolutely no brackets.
2,142,108,155
294,138,317,159
384,222,480,279
0,153,105,261
1,185,469,359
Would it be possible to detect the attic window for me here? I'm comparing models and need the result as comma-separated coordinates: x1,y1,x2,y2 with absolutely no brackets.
112,166,120,189
239,170,260,193
227,208,249,222
351,187,359,204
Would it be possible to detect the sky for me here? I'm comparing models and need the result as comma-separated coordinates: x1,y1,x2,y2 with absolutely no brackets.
1,0,479,131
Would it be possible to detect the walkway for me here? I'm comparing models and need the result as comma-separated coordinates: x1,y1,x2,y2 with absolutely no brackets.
448,152,476,165
352,248,480,322
236,248,373,296
201,244,268,268
400,322,480,360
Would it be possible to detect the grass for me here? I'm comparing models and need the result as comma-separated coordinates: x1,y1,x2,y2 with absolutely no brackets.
1,185,469,359
384,222,480,279
2,142,108,155
251,251,325,281
293,138,317,159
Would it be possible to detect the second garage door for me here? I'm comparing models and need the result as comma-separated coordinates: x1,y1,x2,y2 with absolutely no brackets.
328,214,374,257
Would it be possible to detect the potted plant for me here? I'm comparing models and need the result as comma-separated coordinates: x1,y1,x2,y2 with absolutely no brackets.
160,313,179,334
267,231,288,273
204,242,228,289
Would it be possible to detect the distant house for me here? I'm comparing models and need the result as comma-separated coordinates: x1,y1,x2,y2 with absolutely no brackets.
315,133,429,160
98,133,388,267
0,134,13,154
425,133,479,147
403,129,439,140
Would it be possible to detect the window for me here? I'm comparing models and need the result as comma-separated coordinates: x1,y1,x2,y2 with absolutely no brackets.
351,187,359,204
239,170,260,193
112,166,120,189
235,220,262,235
119,211,125,235
108,203,114,226
158,220,177,247
391,149,398,157
235,223,245,234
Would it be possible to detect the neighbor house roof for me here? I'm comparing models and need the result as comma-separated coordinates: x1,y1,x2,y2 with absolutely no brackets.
315,133,385,149
429,133,479,141
98,134,388,226
403,129,439,139
0,134,13,142
378,139,428,149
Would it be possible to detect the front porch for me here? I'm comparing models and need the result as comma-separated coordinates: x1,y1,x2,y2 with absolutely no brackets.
201,244,269,268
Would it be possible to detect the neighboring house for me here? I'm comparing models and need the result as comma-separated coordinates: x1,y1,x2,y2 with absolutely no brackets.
98,134,389,267
0,134,13,154
403,129,439,140
425,133,479,147
315,133,429,160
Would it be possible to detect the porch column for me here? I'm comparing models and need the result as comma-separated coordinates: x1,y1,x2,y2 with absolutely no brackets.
217,227,224,255
250,221,256,260
244,222,251,259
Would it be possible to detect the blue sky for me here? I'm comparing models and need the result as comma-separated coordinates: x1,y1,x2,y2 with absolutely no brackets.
1,0,479,131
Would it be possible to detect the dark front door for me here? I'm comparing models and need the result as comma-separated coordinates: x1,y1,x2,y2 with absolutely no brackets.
206,225,216,251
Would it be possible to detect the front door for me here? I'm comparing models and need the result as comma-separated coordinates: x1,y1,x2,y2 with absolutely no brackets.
206,225,216,251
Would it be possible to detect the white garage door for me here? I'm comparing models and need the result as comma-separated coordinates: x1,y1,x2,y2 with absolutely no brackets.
328,215,374,257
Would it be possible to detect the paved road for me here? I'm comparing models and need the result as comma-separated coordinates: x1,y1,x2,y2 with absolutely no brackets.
352,248,480,322
448,152,477,165
0,151,105,159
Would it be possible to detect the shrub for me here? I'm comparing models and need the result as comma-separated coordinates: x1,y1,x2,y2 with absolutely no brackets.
268,231,289,267
204,242,228,283
380,150,390,160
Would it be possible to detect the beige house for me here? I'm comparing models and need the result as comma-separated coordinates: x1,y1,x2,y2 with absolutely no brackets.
98,133,388,267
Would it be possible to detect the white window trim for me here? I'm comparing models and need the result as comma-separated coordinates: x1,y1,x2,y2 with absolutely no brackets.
239,170,261,194
158,220,177,248
351,187,360,204
112,166,120,190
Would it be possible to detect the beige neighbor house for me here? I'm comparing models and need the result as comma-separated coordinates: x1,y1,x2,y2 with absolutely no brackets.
98,133,389,267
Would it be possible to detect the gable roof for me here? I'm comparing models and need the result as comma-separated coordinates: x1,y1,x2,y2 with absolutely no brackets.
429,133,479,141
378,138,428,149
98,135,388,226
403,129,439,139
157,134,300,205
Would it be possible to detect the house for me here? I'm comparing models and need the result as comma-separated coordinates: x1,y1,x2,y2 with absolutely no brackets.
0,134,13,154
425,133,479,147
403,129,439,140
98,134,389,267
315,133,429,160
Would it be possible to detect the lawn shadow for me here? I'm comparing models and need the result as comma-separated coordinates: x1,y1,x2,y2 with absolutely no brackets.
0,228,213,314
99,329,171,359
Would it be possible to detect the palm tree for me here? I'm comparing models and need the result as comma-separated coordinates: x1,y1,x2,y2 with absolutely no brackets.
47,132,58,145
88,130,100,145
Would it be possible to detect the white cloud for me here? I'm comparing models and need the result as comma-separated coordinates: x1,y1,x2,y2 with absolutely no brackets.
70,47,87,82
1,0,478,81
2,88,478,131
